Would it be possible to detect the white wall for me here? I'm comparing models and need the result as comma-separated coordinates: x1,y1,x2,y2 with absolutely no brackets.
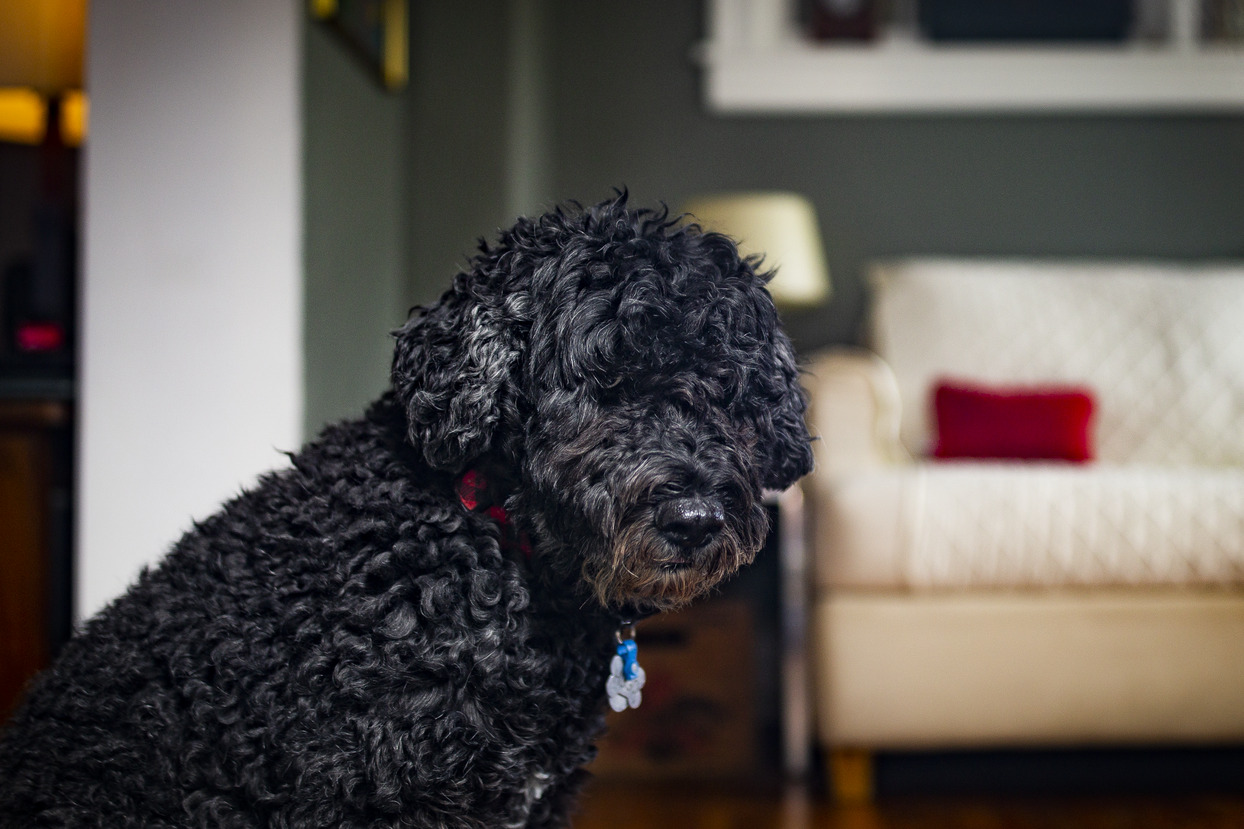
79,1,303,619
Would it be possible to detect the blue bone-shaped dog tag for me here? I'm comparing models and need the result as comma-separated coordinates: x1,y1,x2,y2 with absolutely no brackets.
606,636,645,712
617,638,639,680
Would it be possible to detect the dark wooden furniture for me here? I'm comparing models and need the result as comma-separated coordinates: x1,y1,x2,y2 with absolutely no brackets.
0,398,71,719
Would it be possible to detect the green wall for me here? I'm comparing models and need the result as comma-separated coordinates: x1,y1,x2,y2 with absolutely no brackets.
403,0,556,310
404,0,513,311
303,19,407,436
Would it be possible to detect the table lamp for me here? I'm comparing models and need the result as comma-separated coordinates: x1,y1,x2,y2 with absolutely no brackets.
682,192,831,308
0,0,87,145
0,0,87,358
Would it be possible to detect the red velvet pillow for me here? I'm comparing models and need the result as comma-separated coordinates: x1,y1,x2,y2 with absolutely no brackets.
931,379,1096,462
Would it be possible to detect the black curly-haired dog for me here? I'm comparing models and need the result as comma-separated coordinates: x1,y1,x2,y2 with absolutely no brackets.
0,196,813,827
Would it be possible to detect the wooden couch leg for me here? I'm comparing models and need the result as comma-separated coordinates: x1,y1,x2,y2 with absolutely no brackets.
828,748,874,805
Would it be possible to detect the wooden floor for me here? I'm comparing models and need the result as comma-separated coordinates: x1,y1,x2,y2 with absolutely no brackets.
572,781,1244,829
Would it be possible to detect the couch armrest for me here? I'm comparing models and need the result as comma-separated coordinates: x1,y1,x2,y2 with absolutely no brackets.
805,348,910,478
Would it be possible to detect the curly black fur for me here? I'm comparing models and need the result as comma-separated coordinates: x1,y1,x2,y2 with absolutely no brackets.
0,195,812,827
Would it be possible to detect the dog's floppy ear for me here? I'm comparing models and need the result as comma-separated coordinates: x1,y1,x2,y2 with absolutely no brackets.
391,276,523,473
754,329,815,491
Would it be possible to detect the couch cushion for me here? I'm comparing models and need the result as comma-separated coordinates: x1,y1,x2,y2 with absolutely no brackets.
870,259,1244,466
814,463,1244,590
931,379,1096,462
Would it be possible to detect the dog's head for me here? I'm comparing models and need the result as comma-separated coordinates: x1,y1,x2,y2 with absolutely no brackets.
393,195,813,613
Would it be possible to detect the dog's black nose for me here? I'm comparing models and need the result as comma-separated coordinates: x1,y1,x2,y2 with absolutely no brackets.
656,497,725,551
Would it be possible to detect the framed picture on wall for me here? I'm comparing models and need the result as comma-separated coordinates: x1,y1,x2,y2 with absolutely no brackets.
310,0,408,91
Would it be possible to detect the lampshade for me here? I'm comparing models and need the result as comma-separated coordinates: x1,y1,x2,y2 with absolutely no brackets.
0,87,87,145
0,0,87,94
0,0,88,145
683,192,831,308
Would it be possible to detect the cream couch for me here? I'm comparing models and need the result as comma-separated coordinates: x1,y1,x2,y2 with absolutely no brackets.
803,259,1244,801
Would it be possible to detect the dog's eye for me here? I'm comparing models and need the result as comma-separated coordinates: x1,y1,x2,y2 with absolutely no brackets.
650,481,684,501
593,374,630,403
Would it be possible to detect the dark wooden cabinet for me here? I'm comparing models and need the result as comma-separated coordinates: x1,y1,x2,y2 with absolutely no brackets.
0,399,71,719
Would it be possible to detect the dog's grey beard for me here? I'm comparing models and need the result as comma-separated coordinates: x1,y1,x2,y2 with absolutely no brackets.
582,520,758,613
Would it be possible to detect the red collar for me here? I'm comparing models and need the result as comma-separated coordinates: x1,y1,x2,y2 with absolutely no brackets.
457,469,532,559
